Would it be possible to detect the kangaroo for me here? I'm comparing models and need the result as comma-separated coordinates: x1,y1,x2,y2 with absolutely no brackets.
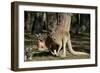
50,13,89,57
36,34,58,55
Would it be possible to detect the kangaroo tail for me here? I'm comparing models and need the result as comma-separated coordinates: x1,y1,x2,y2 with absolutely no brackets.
68,38,89,56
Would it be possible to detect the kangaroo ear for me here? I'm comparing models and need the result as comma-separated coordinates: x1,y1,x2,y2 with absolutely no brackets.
35,33,41,37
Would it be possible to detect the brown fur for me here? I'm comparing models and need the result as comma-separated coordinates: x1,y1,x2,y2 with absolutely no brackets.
50,13,89,57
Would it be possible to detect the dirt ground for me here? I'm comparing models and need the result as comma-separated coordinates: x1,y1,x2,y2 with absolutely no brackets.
26,51,90,61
